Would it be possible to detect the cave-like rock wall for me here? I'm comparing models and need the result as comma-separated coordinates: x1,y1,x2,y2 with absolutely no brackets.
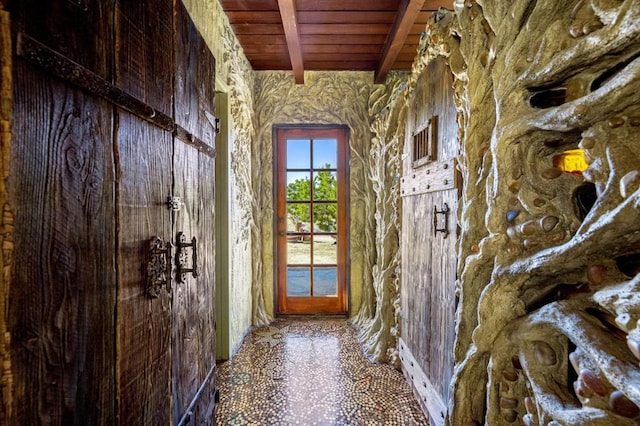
408,0,640,424
352,73,407,365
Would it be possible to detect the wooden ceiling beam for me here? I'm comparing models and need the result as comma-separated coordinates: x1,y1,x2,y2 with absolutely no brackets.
375,0,425,83
277,0,305,84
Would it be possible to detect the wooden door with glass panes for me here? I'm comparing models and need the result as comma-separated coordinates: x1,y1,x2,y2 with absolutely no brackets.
275,126,348,315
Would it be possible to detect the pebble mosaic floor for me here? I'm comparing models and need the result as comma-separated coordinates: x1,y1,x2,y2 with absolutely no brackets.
215,318,428,425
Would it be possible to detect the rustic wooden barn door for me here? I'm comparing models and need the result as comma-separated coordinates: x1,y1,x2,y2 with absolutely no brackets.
170,2,217,424
7,0,216,424
8,0,117,423
114,1,176,424
399,57,459,426
116,1,217,425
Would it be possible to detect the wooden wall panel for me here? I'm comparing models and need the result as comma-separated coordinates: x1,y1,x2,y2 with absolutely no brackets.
194,152,217,423
172,143,200,423
115,1,175,424
174,0,217,147
401,56,458,423
8,65,116,425
172,3,217,422
8,1,216,423
115,0,173,115
116,113,173,425
11,0,112,79
172,145,217,425
401,178,457,422
412,58,458,162
8,0,116,423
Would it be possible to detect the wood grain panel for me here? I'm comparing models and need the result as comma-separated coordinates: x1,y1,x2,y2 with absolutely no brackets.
401,190,456,417
231,23,285,35
12,0,112,78
401,56,458,423
172,142,201,423
173,4,216,423
423,0,453,11
239,34,288,46
220,0,445,74
9,63,115,425
115,0,173,115
392,60,415,70
301,34,389,45
194,151,217,423
296,0,402,11
400,159,458,197
174,0,216,148
300,24,392,35
172,143,217,424
225,11,283,24
303,60,379,70
301,52,382,61
115,1,174,424
302,44,383,54
116,112,173,426
297,11,397,24
399,338,447,426
411,58,458,162
220,0,279,11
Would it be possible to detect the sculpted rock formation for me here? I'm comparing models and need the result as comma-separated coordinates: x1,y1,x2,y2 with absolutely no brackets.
412,0,640,424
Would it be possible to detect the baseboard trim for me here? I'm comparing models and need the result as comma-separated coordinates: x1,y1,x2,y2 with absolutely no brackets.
399,338,447,426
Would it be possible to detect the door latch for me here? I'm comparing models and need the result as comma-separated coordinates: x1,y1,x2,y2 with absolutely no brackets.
147,236,172,298
167,196,184,212
433,203,450,238
176,232,199,283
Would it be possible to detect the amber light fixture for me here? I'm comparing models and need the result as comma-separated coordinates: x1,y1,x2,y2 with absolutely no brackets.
553,149,589,175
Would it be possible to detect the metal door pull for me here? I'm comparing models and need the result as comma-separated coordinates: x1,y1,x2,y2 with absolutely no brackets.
433,203,450,238
176,232,199,283
147,237,172,298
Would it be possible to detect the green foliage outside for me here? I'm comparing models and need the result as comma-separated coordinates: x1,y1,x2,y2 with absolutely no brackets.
287,165,337,232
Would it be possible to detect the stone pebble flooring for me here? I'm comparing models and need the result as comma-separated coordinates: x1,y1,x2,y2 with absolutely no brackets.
215,318,428,425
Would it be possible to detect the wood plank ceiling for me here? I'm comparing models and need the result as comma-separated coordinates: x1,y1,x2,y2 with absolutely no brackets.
219,0,453,84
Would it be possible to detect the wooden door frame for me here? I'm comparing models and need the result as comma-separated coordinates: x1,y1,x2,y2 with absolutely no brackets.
214,83,230,361
273,124,350,315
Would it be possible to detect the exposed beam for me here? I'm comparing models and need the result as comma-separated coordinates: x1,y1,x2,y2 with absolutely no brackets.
374,0,425,84
278,0,304,84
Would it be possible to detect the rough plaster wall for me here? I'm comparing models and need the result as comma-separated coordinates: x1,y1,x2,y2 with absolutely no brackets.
403,1,640,424
251,71,374,320
352,72,407,365
182,0,254,350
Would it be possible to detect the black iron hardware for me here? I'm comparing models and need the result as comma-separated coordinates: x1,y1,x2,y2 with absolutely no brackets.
433,203,450,238
67,0,88,11
167,196,184,212
147,237,172,298
176,232,199,283
16,33,215,158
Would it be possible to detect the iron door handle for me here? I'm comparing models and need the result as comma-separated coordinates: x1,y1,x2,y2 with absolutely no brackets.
434,203,450,239
176,232,199,283
147,236,173,298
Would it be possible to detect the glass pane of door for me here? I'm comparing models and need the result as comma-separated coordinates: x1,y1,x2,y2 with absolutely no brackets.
276,127,348,314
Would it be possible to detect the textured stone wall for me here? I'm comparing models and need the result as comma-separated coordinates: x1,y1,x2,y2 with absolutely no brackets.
403,1,640,424
182,0,254,352
352,72,407,365
251,71,375,321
